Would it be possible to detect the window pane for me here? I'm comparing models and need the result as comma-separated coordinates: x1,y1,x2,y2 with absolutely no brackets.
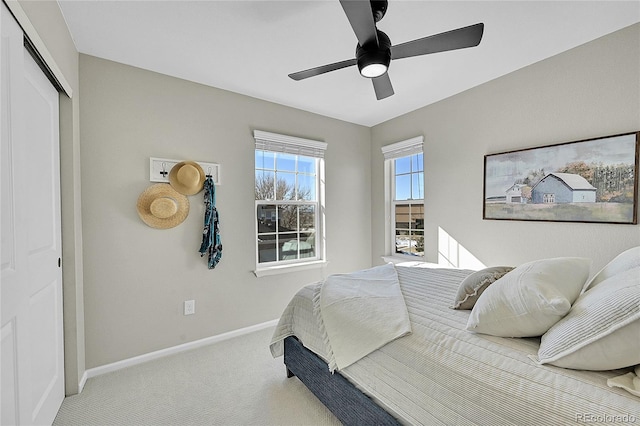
275,172,296,200
411,204,424,229
278,205,298,232
255,150,275,171
412,153,424,172
409,231,424,257
257,235,276,263
276,153,296,172
395,204,410,229
395,230,423,257
395,156,411,175
279,233,299,261
395,174,411,200
300,232,316,258
255,171,275,200
297,174,316,201
395,229,410,255
298,156,316,175
412,172,424,199
299,205,315,230
257,204,277,232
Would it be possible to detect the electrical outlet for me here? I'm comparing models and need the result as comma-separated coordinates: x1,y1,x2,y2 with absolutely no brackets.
184,300,195,316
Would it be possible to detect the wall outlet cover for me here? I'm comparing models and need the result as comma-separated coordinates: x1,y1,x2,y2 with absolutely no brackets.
184,300,195,315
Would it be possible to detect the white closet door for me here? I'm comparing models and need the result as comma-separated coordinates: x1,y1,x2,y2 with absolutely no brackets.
1,3,64,425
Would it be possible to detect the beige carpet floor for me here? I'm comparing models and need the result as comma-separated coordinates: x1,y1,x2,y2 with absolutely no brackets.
54,326,341,426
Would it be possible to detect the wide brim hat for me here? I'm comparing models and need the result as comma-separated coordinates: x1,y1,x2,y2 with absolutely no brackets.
137,183,189,229
169,161,205,195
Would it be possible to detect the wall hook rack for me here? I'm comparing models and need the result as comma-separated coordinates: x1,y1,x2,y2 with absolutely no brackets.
149,157,221,185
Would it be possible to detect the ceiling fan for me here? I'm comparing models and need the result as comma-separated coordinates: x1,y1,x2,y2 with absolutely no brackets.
288,0,484,100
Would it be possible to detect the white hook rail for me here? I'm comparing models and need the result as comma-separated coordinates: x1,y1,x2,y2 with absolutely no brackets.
149,157,221,185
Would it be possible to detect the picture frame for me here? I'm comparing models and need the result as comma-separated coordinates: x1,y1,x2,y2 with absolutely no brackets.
483,132,639,224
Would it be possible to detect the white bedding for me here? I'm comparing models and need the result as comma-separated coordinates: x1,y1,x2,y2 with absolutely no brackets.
270,264,640,426
314,263,411,372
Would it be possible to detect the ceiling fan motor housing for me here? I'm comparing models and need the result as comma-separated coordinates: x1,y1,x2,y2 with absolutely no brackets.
356,30,391,78
371,0,388,22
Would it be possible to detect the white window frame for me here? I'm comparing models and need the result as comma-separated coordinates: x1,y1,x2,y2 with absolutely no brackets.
382,136,425,262
253,130,327,277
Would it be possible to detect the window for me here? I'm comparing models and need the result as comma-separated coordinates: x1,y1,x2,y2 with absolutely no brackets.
254,130,326,275
382,136,424,259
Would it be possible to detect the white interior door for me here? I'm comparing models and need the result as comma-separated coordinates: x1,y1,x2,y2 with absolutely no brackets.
1,3,64,425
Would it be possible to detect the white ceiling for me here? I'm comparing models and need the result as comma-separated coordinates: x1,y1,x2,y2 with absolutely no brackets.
57,1,640,127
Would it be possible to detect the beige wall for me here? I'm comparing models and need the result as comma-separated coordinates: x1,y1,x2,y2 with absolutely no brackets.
371,23,640,272
79,55,372,369
18,0,85,396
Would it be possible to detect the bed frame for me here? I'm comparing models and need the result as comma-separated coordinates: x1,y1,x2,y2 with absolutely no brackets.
284,336,400,425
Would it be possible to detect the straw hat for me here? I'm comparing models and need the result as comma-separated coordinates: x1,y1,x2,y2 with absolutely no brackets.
169,161,205,195
137,184,189,229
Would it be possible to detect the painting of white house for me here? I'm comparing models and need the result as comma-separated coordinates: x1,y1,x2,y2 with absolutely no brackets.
484,132,638,224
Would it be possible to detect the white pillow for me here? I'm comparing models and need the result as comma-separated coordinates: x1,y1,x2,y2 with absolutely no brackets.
466,257,590,337
583,246,640,292
536,267,640,370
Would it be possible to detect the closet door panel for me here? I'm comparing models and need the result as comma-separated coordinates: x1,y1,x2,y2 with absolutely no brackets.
1,4,64,424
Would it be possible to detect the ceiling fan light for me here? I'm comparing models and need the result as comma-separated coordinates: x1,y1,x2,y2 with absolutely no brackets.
360,63,388,78
356,29,392,78
356,48,391,78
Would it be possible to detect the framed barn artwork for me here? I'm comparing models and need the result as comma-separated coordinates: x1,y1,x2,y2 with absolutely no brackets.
483,132,639,224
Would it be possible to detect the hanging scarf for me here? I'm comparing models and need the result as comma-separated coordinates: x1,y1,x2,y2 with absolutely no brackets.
199,176,222,269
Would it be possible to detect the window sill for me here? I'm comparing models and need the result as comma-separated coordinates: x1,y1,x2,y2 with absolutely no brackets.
254,260,327,277
381,255,441,268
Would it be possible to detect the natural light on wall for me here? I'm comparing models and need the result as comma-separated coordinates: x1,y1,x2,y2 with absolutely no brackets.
438,227,485,270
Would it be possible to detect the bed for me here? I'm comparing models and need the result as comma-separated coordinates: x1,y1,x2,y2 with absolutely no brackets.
270,252,640,425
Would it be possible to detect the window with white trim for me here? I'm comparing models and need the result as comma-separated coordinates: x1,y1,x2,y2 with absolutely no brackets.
254,130,326,273
382,136,424,259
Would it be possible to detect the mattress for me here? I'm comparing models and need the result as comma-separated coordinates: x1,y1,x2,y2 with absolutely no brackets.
271,265,640,425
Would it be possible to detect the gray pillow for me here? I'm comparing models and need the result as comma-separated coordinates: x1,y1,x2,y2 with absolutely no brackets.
451,266,514,310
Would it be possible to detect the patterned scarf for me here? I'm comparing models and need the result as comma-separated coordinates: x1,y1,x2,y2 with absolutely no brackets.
199,176,222,269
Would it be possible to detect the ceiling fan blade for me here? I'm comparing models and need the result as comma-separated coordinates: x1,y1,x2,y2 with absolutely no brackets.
391,23,484,60
288,58,357,81
372,73,394,100
339,0,378,47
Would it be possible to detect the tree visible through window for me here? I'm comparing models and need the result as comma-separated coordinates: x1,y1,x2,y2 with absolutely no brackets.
255,150,319,264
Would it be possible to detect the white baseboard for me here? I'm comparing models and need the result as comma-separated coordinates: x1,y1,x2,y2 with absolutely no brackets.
78,370,88,393
81,319,279,387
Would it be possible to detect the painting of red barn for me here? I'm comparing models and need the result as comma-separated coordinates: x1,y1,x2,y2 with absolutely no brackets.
484,132,639,224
